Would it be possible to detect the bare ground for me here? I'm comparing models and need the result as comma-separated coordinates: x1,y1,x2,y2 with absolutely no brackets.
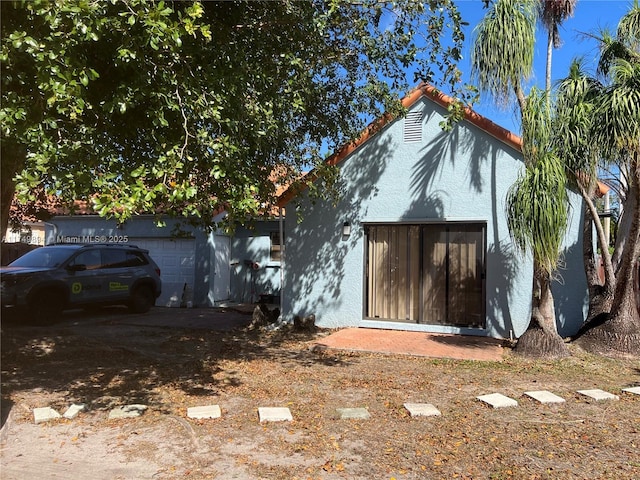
1,307,639,480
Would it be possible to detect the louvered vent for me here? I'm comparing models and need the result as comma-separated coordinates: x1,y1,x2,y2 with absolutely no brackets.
403,110,423,143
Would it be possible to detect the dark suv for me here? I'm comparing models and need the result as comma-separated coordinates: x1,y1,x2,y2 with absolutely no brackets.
1,243,162,322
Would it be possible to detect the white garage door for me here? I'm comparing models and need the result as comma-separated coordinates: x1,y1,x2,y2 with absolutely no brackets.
129,238,196,308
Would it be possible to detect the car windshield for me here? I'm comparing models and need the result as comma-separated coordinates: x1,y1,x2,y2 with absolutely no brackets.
9,247,77,268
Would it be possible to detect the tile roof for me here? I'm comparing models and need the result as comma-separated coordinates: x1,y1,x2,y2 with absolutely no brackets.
277,82,523,206
277,82,609,205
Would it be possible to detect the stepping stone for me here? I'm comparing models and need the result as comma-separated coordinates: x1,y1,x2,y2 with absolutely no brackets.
187,405,221,419
258,407,292,423
577,389,619,401
108,404,148,420
63,403,87,419
622,387,640,396
404,403,441,417
477,393,518,409
33,407,61,424
336,407,370,420
524,391,566,404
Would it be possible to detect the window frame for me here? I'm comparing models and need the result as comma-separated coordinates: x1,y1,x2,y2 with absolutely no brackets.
363,221,487,328
269,231,282,262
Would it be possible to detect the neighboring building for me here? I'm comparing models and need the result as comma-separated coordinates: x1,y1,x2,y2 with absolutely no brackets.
278,84,587,339
4,221,46,246
45,213,283,308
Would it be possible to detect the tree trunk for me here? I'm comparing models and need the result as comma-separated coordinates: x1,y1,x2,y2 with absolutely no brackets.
611,177,635,273
577,158,640,357
545,29,553,94
580,187,616,322
0,140,26,241
514,265,570,359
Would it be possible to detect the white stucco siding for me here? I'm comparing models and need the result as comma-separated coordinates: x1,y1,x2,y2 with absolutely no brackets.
283,97,587,339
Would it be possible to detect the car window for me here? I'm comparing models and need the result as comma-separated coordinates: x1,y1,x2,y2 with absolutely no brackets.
9,247,77,268
69,250,102,270
101,249,148,268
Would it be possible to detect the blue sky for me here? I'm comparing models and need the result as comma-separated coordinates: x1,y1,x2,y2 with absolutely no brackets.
455,0,632,133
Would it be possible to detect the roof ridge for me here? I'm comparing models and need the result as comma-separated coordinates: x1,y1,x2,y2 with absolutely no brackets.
277,83,523,206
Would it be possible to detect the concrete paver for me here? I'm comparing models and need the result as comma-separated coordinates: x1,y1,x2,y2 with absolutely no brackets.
336,408,370,420
524,390,566,404
477,393,518,408
33,407,61,424
404,403,441,417
63,403,87,419
622,386,640,395
258,407,293,422
577,389,619,401
108,404,148,420
187,405,222,419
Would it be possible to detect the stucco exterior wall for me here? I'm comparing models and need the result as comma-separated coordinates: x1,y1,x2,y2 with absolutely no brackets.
282,98,587,339
230,220,283,304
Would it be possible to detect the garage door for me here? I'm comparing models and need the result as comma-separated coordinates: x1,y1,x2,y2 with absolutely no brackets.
129,238,196,308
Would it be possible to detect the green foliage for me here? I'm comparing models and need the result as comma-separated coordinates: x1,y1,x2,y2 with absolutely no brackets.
470,0,538,107
553,58,601,185
1,0,472,232
506,88,568,274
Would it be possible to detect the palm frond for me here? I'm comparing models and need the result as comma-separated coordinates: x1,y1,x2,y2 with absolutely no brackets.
506,153,569,274
471,0,538,107
593,59,640,160
539,0,577,47
617,0,640,53
553,58,601,179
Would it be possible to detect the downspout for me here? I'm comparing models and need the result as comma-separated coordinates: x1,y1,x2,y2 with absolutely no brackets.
43,221,59,245
279,207,284,321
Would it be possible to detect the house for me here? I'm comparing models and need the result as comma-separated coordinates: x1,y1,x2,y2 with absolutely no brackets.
277,84,588,339
44,213,283,308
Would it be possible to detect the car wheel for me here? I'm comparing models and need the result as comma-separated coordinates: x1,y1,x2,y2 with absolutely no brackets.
29,290,64,325
129,285,154,313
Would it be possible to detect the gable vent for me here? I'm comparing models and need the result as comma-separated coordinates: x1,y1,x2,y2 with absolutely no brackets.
403,110,423,143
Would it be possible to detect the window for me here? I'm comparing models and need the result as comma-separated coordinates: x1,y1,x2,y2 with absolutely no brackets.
101,249,148,268
69,250,102,270
365,223,485,328
270,232,282,262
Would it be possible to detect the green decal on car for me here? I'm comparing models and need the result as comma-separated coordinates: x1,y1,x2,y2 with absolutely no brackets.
72,282,82,294
109,282,129,292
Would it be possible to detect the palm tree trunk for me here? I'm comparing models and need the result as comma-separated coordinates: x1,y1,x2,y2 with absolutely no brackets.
578,156,640,355
514,264,570,358
545,29,553,93
580,186,616,321
611,169,635,273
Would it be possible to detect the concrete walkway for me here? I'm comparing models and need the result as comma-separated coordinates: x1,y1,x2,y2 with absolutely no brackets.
313,328,505,361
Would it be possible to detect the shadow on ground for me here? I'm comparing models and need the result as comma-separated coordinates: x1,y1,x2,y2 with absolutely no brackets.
0,306,352,426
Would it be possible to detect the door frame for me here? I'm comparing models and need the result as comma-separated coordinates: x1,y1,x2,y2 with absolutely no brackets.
363,221,487,328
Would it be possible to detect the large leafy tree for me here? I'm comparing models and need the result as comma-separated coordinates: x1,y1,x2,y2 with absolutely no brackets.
1,0,471,239
471,0,575,358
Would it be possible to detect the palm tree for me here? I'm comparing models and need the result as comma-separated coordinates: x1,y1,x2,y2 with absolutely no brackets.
471,0,537,112
539,0,577,91
555,1,640,355
553,59,616,321
472,0,573,358
580,55,640,355
506,88,570,357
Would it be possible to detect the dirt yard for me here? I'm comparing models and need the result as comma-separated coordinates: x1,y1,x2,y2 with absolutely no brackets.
1,307,639,479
